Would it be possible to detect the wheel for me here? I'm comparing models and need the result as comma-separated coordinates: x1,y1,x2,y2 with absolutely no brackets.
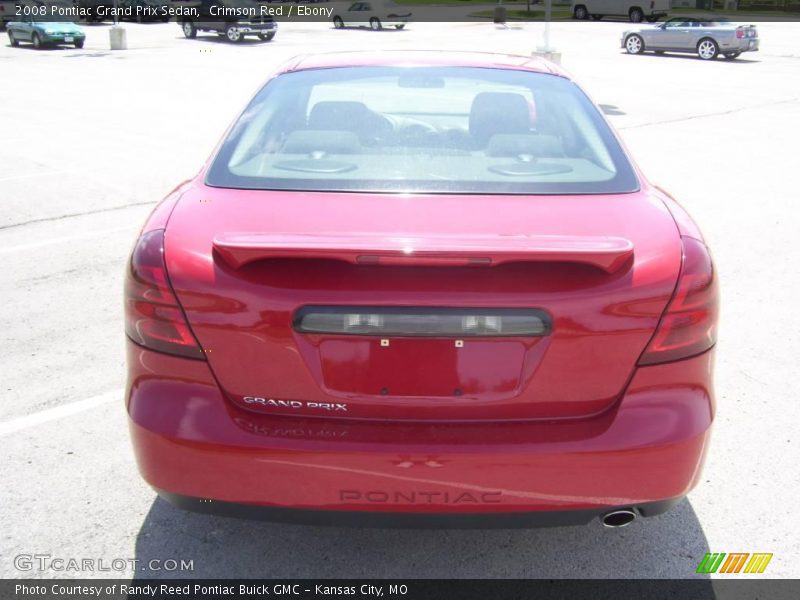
333,16,344,29
629,8,644,23
369,17,381,30
394,24,405,29
573,5,588,20
8,31,19,47
74,39,84,48
258,32,275,41
724,51,741,60
624,34,644,55
181,20,197,39
32,32,42,49
225,24,242,43
697,38,719,60
590,14,602,21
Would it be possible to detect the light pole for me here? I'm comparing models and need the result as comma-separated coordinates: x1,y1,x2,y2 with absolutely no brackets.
534,0,561,64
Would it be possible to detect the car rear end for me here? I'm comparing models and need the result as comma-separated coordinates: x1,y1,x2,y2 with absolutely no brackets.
125,54,717,527
38,23,86,46
732,24,759,53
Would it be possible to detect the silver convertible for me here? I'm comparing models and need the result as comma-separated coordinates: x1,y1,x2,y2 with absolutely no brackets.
622,18,759,60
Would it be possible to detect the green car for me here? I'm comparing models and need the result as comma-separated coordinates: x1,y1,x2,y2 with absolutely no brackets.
7,15,85,49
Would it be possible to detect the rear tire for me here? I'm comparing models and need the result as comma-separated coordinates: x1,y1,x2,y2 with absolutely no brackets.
258,32,275,41
333,16,344,28
724,51,741,60
181,20,197,39
8,31,19,47
697,38,719,60
573,5,588,19
32,32,42,49
74,39,84,48
370,17,381,30
624,34,644,55
629,7,644,23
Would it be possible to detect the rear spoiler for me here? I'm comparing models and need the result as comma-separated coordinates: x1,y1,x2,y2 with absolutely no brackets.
213,233,634,273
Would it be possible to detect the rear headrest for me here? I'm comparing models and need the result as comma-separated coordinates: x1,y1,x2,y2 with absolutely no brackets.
308,101,372,130
469,92,532,147
486,134,565,158
281,130,362,155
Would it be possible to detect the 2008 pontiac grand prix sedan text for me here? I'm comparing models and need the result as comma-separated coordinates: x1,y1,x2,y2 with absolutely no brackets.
125,51,718,528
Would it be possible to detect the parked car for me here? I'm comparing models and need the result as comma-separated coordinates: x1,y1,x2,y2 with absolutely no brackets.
332,0,410,30
126,50,719,528
7,14,85,48
176,0,277,42
572,0,668,22
623,18,759,60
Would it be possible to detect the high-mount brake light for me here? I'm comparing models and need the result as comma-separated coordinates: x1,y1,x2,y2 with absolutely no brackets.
125,229,205,359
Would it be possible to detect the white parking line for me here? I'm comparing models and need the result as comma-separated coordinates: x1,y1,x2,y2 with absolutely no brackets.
0,389,122,437
0,227,133,254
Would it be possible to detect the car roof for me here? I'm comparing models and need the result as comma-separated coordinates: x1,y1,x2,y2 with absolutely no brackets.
278,51,569,79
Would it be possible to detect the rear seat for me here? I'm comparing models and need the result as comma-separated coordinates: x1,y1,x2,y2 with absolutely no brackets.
307,101,393,144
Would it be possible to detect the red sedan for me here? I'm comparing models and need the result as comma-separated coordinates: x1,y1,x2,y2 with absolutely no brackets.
125,51,718,528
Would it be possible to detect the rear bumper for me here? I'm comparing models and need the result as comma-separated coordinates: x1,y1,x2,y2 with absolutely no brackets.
127,340,714,524
157,492,682,528
723,38,759,53
42,33,85,43
231,24,275,34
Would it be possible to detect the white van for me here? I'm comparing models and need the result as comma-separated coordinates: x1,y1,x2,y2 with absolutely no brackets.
571,0,669,22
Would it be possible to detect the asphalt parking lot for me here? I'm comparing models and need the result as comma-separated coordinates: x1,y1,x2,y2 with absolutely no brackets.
1,17,800,579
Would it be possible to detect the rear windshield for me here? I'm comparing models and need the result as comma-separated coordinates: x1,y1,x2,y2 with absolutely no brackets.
206,66,639,195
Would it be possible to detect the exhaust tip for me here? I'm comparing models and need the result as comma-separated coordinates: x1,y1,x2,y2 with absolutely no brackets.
601,509,637,528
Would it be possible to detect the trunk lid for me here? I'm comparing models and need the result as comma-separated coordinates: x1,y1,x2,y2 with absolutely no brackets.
165,184,681,421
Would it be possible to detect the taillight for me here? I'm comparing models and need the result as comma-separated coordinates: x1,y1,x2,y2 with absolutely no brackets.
638,237,718,365
736,28,745,38
125,229,205,359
